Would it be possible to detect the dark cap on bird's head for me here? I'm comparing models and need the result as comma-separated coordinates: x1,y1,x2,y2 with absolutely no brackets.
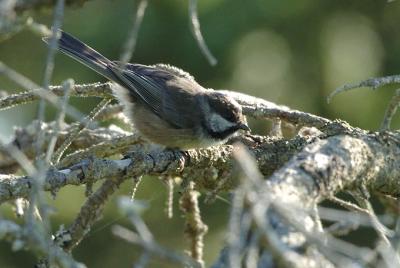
208,93,247,126
201,92,250,140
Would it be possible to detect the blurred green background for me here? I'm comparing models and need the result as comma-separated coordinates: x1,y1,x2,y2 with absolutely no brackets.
1,0,400,267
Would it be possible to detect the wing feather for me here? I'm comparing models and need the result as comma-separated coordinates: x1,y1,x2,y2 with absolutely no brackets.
109,63,206,129
109,64,164,117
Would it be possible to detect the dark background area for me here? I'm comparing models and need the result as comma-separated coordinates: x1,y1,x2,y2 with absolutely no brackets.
1,0,400,267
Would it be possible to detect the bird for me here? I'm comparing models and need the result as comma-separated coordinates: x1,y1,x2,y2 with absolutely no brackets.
43,31,250,149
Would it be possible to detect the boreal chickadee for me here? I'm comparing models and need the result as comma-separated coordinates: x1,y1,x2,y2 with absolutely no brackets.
43,31,250,149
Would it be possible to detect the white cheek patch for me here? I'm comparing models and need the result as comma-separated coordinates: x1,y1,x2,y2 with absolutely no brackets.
209,113,236,133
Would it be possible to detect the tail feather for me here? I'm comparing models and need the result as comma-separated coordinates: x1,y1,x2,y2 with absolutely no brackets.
43,31,115,80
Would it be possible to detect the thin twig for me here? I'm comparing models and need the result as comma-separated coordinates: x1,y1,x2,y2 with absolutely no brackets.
163,176,174,219
0,138,37,176
0,121,130,173
62,175,128,252
56,133,141,168
328,196,370,214
45,79,73,163
0,220,85,268
130,176,143,200
328,74,400,103
351,189,395,244
27,2,66,262
381,88,400,130
0,62,86,121
188,0,217,66
179,181,208,268
226,187,245,268
220,90,332,129
325,221,359,236
52,98,111,164
112,225,200,267
37,0,65,164
270,119,283,138
120,0,148,63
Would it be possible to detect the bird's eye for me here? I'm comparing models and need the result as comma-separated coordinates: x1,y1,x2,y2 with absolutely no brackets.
225,111,236,122
225,105,241,122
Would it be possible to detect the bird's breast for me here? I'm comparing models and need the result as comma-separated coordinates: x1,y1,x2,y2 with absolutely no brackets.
131,103,217,149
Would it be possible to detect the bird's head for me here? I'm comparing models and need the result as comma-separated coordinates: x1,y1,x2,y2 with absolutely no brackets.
201,92,250,140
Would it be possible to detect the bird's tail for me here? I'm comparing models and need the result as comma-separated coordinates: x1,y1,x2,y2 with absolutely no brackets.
43,31,115,80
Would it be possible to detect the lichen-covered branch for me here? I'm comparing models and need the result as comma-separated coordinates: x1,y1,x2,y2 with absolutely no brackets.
222,90,332,129
1,77,399,268
180,182,208,267
0,134,313,204
61,175,127,251
0,120,131,173
0,82,113,111
213,131,400,267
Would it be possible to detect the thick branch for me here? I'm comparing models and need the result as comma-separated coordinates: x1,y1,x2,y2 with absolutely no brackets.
218,131,400,267
0,135,311,204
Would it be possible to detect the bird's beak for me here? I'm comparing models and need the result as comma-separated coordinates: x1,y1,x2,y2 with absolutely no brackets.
238,123,251,132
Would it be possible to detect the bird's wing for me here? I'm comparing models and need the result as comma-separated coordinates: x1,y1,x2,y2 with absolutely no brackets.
110,63,206,129
109,63,165,118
